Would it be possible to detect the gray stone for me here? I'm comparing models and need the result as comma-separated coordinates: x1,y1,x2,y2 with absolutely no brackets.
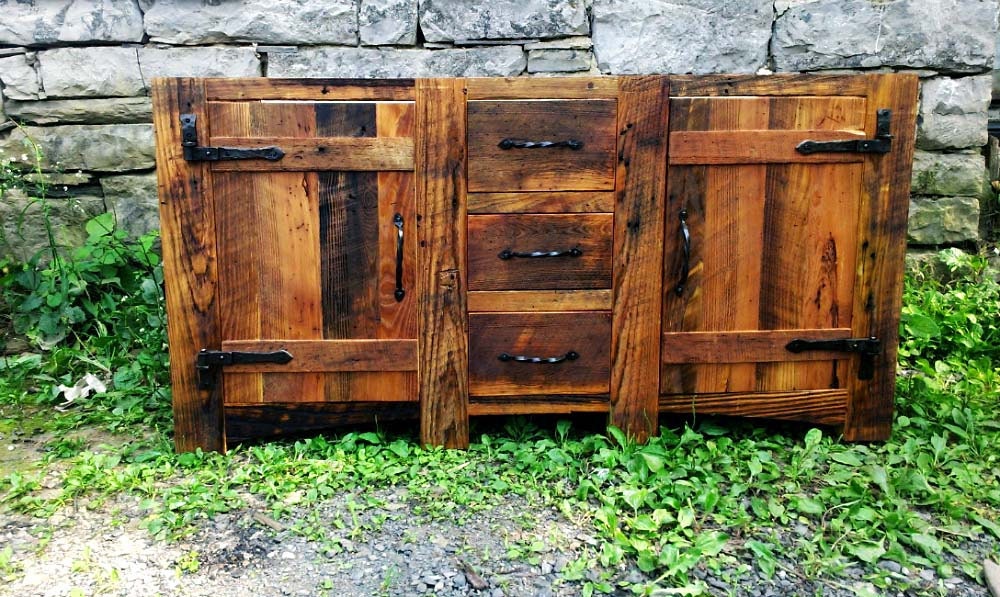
0,0,144,46
524,36,592,51
22,171,95,187
911,151,988,197
138,46,261,80
419,0,587,42
0,189,106,263
144,0,357,45
4,97,152,125
268,46,526,78
984,559,1000,597
917,76,991,150
0,124,154,172
361,0,418,46
0,54,41,100
592,0,772,74
38,47,144,98
774,0,998,73
527,49,591,73
908,196,981,245
100,172,159,237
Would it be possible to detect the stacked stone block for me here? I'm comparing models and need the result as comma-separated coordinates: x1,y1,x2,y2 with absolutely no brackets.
0,0,996,261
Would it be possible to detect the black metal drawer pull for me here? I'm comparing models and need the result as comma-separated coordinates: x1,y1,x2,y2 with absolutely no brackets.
498,351,579,364
796,109,892,155
498,248,582,260
498,138,584,150
675,208,690,296
393,213,405,302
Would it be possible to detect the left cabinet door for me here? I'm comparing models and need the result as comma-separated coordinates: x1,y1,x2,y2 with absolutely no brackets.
155,78,419,450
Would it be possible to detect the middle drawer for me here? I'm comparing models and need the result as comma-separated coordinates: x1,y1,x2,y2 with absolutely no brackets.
468,214,613,291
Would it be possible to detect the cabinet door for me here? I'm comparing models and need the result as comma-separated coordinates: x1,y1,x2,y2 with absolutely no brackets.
660,75,917,436
206,100,417,406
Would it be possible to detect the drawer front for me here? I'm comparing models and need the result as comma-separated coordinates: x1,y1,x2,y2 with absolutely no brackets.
469,312,611,396
468,214,613,291
467,100,617,192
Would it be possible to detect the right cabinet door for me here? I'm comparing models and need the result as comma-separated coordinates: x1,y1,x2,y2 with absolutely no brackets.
660,75,917,438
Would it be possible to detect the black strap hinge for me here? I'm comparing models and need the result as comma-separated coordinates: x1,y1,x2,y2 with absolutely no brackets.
180,114,285,162
196,349,293,390
785,337,881,380
796,109,892,155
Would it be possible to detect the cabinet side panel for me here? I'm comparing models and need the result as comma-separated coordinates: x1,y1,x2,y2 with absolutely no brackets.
844,75,919,441
610,76,670,441
416,79,470,448
152,78,223,452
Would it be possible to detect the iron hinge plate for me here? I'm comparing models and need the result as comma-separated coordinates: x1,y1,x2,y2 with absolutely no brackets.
196,348,293,390
785,336,881,380
180,113,285,162
796,109,892,155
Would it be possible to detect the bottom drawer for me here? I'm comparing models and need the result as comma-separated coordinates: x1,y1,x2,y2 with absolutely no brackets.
469,312,611,396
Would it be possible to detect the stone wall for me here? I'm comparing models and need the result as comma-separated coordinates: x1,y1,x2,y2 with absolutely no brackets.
0,0,997,261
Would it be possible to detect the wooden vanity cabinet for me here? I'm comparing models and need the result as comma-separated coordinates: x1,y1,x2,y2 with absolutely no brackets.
153,74,917,452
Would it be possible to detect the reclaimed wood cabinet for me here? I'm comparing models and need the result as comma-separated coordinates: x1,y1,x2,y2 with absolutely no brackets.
152,74,918,452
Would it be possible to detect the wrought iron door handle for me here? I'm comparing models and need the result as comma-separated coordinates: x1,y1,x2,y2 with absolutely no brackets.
498,138,584,150
498,351,579,364
393,213,405,302
675,209,690,296
498,248,582,260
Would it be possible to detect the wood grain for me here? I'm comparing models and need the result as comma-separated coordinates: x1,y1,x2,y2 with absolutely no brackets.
468,290,612,312
843,74,919,441
205,78,415,101
152,78,224,453
467,99,617,192
661,329,852,363
469,312,611,396
671,75,869,97
469,395,609,415
416,79,470,448
467,214,613,291
466,77,618,100
225,402,419,443
468,191,614,214
668,130,867,164
609,76,670,441
221,339,417,372
207,137,414,171
659,390,847,426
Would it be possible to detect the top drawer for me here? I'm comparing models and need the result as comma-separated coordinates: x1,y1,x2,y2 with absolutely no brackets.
467,100,617,192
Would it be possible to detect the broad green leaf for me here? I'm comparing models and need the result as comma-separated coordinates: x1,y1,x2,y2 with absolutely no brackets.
795,496,824,515
848,540,886,563
830,451,863,466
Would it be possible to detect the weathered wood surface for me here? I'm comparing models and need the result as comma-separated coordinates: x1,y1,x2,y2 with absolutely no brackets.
659,390,848,426
669,130,867,164
467,214,613,291
671,74,869,97
843,74,919,441
468,290,612,312
220,340,417,372
152,77,224,453
609,76,670,441
661,329,852,364
416,79,470,448
467,99,617,192
205,78,415,101
469,395,609,415
468,191,614,214
207,136,414,171
466,77,618,100
469,312,611,396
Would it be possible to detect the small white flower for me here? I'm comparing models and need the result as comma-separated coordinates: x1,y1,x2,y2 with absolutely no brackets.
62,186,68,192
20,153,28,161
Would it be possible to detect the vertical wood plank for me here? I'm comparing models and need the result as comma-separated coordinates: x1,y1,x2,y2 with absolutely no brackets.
151,78,223,452
843,74,919,441
416,79,469,448
610,76,670,441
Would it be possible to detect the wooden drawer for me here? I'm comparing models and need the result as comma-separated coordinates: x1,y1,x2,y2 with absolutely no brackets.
467,100,617,192
468,214,612,291
469,312,611,396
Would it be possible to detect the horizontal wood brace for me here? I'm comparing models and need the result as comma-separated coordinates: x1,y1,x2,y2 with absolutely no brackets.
468,394,609,415
208,137,414,171
467,191,615,214
468,290,612,312
659,389,847,426
202,78,416,101
661,329,853,364
669,130,867,164
219,339,417,372
465,77,619,100
670,75,869,97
